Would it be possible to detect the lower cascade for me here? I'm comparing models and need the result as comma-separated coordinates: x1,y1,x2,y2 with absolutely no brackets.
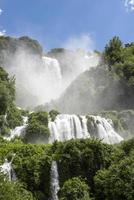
0,154,16,181
91,115,123,144
4,114,123,144
50,161,60,200
49,114,123,144
4,116,28,141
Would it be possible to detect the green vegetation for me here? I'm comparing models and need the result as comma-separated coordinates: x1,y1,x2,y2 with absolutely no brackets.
0,138,134,200
0,67,23,135
59,177,91,200
24,111,50,143
98,110,134,139
19,36,43,55
0,141,52,200
1,35,134,200
0,174,34,200
104,36,123,67
0,67,15,115
94,139,134,200
0,67,24,137
0,36,43,65
6,105,23,129
53,139,113,194
47,36,134,113
104,36,134,86
49,109,60,121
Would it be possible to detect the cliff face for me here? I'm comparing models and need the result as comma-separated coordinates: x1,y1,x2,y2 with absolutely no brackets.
0,36,43,66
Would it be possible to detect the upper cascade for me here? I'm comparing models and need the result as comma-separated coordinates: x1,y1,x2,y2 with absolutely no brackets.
42,56,62,80
49,114,123,144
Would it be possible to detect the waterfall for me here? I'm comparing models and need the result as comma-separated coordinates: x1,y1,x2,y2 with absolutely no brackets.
3,113,123,144
91,116,123,144
4,116,28,141
81,116,90,138
50,161,60,200
48,114,123,144
48,114,90,143
0,154,16,181
42,56,62,81
41,56,63,102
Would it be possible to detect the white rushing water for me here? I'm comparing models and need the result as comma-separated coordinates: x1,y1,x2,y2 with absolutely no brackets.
3,114,123,144
4,116,28,141
0,155,16,181
50,161,60,200
91,115,123,144
49,115,90,143
48,114,123,144
42,56,62,81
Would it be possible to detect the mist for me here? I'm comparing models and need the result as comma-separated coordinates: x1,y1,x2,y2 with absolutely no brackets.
3,35,100,108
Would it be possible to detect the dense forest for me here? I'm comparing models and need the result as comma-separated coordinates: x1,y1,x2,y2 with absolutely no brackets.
0,35,134,200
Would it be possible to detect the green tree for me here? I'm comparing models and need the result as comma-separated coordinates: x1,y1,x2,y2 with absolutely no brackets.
0,174,34,200
24,111,50,143
94,154,134,200
59,177,91,200
104,36,123,66
49,110,60,121
0,67,15,115
6,105,23,129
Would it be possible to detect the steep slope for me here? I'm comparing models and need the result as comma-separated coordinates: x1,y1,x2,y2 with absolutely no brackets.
44,66,127,114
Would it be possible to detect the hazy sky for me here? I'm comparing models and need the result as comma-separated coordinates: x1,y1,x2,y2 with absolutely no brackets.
0,0,134,51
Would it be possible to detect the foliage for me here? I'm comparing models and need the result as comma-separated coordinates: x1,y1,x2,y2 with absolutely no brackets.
0,67,22,137
0,36,43,64
94,154,134,200
49,109,60,121
0,174,34,200
99,111,125,132
98,110,134,139
104,36,134,86
47,48,66,56
1,35,134,200
104,36,123,66
0,137,134,200
19,36,43,55
6,104,23,129
25,122,50,143
0,142,51,200
28,112,49,126
25,112,50,143
53,139,114,193
0,67,15,115
93,138,134,200
59,177,91,200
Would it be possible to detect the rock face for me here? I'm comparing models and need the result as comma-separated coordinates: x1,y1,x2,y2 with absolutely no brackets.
0,36,43,64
